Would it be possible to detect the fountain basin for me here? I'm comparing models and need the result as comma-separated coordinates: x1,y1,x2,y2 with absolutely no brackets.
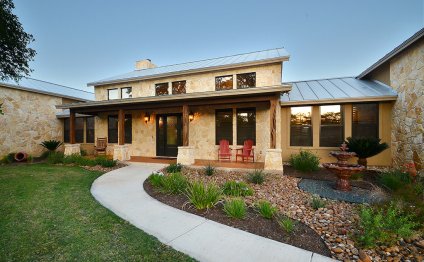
322,163,365,191
329,151,357,166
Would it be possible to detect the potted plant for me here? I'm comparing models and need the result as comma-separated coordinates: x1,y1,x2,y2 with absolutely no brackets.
345,137,389,168
40,140,63,152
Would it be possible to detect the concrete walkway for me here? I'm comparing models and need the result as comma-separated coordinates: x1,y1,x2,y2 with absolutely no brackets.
91,163,336,262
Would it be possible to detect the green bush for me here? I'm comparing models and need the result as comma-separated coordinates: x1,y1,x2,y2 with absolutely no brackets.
223,198,246,219
161,172,188,194
247,169,265,184
149,173,164,188
95,156,117,167
277,215,296,234
40,151,50,159
289,151,320,172
64,154,96,166
379,169,412,191
47,152,64,164
255,200,277,219
40,140,63,152
1,153,15,164
26,155,33,163
345,137,389,167
310,196,326,210
166,163,182,173
186,181,221,210
80,149,88,156
204,164,215,176
222,181,253,197
356,202,418,247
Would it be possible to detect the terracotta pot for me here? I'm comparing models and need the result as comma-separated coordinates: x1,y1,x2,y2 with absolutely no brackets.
14,152,28,162
358,158,367,168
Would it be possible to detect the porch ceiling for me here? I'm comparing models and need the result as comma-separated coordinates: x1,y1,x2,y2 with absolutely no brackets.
56,85,290,114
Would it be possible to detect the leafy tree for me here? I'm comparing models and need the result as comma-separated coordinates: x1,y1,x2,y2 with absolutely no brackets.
0,0,36,81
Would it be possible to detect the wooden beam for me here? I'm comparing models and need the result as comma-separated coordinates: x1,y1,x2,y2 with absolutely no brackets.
70,110,76,144
182,105,189,146
270,98,277,149
118,109,125,145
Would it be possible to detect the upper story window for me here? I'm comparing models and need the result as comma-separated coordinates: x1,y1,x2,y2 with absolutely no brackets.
352,103,379,139
215,75,233,91
290,106,312,147
172,81,186,94
121,87,132,99
155,83,169,96
237,72,256,89
320,105,344,147
108,88,119,100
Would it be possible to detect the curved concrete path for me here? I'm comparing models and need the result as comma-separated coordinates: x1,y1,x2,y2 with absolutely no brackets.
91,163,336,262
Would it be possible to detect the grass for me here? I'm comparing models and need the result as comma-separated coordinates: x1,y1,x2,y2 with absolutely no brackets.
186,181,221,210
310,196,326,210
166,163,182,173
148,172,188,194
223,198,246,219
203,164,215,176
0,164,194,261
277,215,296,234
222,181,253,197
255,200,277,219
246,170,265,184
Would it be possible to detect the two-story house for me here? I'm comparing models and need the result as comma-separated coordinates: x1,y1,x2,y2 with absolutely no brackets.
59,48,397,170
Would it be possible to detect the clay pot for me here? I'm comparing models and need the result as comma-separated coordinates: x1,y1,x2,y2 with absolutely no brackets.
14,152,28,162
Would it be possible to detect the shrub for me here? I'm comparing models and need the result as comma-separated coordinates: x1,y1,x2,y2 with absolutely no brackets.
289,151,320,172
95,156,117,167
223,198,247,219
186,181,221,210
40,140,63,152
40,151,50,159
1,153,15,164
26,155,33,163
379,169,412,191
64,154,96,166
247,169,265,184
204,164,215,176
255,200,277,219
149,172,164,188
345,137,389,167
47,151,64,164
311,196,326,210
161,172,188,194
356,202,418,247
80,149,88,156
166,163,182,173
277,215,296,234
222,181,253,197
350,173,364,180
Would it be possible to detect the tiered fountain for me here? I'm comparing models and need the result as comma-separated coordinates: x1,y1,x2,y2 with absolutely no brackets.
322,142,365,191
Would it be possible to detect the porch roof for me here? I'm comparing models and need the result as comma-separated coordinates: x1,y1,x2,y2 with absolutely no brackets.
57,85,290,113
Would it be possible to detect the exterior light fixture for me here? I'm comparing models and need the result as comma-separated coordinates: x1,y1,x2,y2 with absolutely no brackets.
144,113,150,123
189,112,194,121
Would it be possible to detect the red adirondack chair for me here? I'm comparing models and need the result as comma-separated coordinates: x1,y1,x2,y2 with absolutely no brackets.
218,139,232,161
236,139,254,162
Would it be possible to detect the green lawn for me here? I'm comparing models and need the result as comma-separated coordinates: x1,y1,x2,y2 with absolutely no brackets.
0,163,194,262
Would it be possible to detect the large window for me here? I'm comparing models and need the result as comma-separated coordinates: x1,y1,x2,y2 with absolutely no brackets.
236,108,256,145
75,118,84,143
237,72,256,89
86,117,95,143
125,114,132,144
290,106,312,147
352,103,379,139
320,105,344,147
155,83,169,96
64,118,70,143
215,75,233,91
215,109,233,145
108,88,119,100
121,87,132,99
172,81,186,94
108,115,118,143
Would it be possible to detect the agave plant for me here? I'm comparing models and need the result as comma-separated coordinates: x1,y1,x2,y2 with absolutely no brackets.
345,137,389,168
40,140,63,152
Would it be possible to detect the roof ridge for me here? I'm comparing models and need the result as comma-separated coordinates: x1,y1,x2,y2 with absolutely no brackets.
23,77,94,94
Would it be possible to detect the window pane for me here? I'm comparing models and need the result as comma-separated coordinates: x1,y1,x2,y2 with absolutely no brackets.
64,118,70,143
125,114,132,144
237,72,256,89
352,103,379,139
75,118,84,143
320,105,344,147
237,108,256,145
215,75,233,91
121,87,132,99
216,109,233,145
290,107,312,146
155,83,169,96
108,89,119,100
108,115,118,143
86,117,95,143
172,81,186,94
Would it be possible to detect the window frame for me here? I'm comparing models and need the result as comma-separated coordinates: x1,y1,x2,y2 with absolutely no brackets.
215,75,234,91
215,109,233,145
64,118,70,143
172,80,186,94
236,108,256,145
124,114,132,144
86,117,95,143
121,87,132,99
319,105,344,148
236,72,256,89
155,82,169,96
108,115,118,143
352,102,379,139
107,88,119,100
289,106,313,147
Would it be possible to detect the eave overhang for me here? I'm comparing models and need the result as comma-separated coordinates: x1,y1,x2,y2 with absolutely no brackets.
280,95,397,107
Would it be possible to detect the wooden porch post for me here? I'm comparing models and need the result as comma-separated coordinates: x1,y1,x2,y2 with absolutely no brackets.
182,105,189,146
118,109,125,145
270,97,277,149
70,110,76,144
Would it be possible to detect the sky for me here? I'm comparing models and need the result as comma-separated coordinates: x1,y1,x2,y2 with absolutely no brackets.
12,0,424,92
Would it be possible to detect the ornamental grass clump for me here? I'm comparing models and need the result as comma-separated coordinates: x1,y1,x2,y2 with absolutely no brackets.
64,154,96,166
204,164,215,176
310,196,326,210
166,163,182,173
161,172,188,194
223,198,247,219
186,181,221,210
255,200,277,219
149,172,164,188
247,169,266,184
95,156,117,167
46,151,64,164
277,215,296,234
289,150,320,172
222,181,253,197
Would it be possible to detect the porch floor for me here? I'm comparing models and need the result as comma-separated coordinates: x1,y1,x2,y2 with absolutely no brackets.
129,157,264,169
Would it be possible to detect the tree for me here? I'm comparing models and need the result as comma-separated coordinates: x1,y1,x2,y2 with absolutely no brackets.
0,0,36,81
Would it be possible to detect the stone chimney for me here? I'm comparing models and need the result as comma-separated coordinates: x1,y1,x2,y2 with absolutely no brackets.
135,59,156,70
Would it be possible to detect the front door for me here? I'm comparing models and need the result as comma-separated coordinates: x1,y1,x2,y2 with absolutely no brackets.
156,114,182,157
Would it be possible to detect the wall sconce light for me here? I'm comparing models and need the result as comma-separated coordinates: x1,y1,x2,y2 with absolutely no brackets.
144,113,150,123
189,111,194,121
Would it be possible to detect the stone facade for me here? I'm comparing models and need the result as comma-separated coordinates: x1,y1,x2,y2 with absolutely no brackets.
0,86,66,156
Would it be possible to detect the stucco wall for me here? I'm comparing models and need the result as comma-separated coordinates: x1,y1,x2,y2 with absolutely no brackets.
0,86,64,157
390,38,424,170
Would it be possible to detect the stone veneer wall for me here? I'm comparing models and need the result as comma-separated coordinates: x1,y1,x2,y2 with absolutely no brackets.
0,87,64,156
389,38,424,170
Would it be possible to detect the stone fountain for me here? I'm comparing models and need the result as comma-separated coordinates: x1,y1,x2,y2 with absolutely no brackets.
322,142,365,191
